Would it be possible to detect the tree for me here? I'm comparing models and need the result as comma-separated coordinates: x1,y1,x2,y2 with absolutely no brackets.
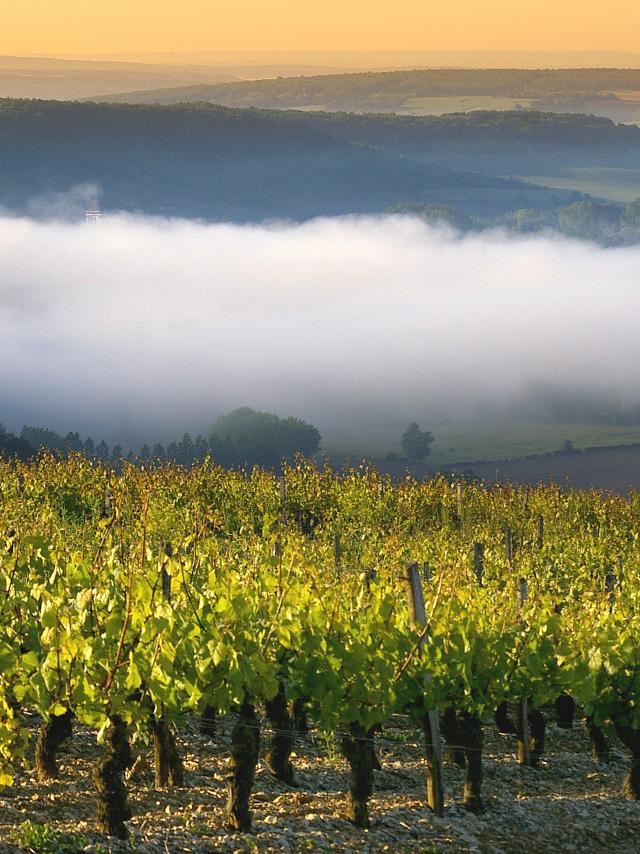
95,440,110,460
401,423,434,462
65,432,84,452
194,435,209,462
557,200,621,242
623,198,640,226
0,424,33,460
177,434,194,466
21,426,68,454
210,407,321,468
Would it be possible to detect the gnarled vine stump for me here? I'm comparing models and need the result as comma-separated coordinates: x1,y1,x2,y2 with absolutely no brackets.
93,716,133,839
35,709,73,781
224,702,260,832
265,682,295,785
341,722,376,828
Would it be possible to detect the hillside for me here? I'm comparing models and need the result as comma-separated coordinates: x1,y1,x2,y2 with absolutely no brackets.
294,110,640,202
297,109,640,169
92,67,640,120
76,94,640,202
0,99,581,221
300,109,640,153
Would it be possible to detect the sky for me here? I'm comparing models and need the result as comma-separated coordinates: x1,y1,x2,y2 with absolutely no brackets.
1,0,639,56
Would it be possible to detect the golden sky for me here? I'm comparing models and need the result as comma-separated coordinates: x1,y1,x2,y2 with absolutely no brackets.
2,0,639,56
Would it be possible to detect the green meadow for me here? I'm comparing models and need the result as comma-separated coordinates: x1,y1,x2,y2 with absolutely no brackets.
321,421,640,465
399,95,535,115
517,168,640,203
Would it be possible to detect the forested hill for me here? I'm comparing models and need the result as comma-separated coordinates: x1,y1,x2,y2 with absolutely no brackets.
300,109,640,154
91,67,640,112
0,99,581,221
298,109,640,171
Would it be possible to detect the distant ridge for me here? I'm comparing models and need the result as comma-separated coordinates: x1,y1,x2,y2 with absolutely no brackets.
0,54,238,100
88,67,640,123
56,50,640,69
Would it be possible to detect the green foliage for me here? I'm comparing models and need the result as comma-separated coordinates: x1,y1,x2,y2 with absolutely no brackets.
13,821,87,853
3,453,640,812
561,596,640,731
293,837,318,851
316,729,342,765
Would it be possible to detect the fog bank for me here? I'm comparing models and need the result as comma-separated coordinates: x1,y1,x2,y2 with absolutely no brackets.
1,213,639,444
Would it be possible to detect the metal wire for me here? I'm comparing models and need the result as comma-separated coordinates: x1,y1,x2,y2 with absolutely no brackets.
189,715,604,759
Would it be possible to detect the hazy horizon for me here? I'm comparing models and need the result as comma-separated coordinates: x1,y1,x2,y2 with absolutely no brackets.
13,50,640,70
1,1,638,57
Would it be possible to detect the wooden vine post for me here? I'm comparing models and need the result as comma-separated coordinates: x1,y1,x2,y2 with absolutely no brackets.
494,529,518,736
279,475,287,526
505,527,514,567
266,535,296,787
200,524,218,741
423,561,431,583
153,544,184,788
405,562,445,816
334,533,342,572
605,572,617,613
161,542,172,603
474,543,484,587
364,567,377,595
517,577,531,767
104,481,114,518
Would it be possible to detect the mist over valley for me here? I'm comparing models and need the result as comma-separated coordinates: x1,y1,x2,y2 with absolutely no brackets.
2,212,640,466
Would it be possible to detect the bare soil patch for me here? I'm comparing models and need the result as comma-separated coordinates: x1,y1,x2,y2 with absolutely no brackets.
1,712,638,853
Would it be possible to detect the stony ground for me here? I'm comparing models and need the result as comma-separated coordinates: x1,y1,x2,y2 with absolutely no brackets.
0,711,638,854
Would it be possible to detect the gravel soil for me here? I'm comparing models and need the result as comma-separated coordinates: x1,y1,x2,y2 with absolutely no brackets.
0,711,638,853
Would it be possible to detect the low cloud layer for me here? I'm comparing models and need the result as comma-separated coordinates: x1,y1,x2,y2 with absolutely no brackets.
1,212,639,444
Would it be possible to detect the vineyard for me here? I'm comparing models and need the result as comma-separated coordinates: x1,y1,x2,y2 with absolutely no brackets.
1,454,640,852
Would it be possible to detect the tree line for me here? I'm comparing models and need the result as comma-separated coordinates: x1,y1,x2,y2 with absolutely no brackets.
387,198,640,246
2,407,321,468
